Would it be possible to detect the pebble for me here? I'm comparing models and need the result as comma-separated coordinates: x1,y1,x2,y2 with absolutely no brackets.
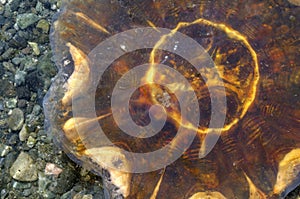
28,41,40,55
5,98,17,109
32,104,41,115
0,189,8,199
9,152,38,182
9,31,29,48
0,47,15,61
0,143,12,157
3,61,15,72
16,86,31,100
16,13,39,29
44,163,63,177
14,69,27,86
12,180,32,189
36,19,49,33
8,133,18,145
38,172,55,198
26,135,36,148
7,108,24,131
19,124,29,141
0,80,16,98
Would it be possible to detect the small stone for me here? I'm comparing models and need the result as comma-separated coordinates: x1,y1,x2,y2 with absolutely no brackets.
0,15,5,26
35,1,44,13
31,104,41,116
14,69,27,86
16,86,31,100
44,163,63,177
0,80,16,98
12,57,23,65
9,152,38,182
8,108,24,131
28,42,40,55
23,188,32,197
36,19,49,33
9,0,21,11
16,13,39,29
19,124,29,141
26,136,36,148
5,98,17,109
3,61,15,72
0,48,15,61
38,172,53,198
12,180,31,189
17,99,27,108
0,189,8,199
8,133,18,145
0,143,12,157
9,32,28,48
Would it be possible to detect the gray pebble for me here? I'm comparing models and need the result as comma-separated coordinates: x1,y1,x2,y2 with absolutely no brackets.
0,189,8,199
8,133,18,145
0,48,15,61
9,152,38,182
16,13,39,29
32,104,41,115
3,61,15,73
12,180,31,189
14,69,27,86
23,188,32,197
17,99,27,108
8,108,24,131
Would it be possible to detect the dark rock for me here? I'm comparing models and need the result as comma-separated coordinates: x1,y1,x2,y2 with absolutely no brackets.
0,48,16,61
9,0,22,12
25,71,44,92
0,15,5,26
0,42,7,55
16,85,31,100
0,63,4,77
17,99,28,108
0,79,16,98
9,32,28,48
49,167,78,194
8,133,18,145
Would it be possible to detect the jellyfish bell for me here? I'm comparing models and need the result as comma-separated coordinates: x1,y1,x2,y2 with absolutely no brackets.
44,0,300,198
